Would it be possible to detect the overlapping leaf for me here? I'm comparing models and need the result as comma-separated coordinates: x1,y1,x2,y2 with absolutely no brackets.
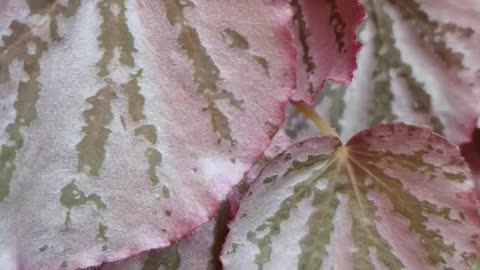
291,0,364,104
0,0,298,269
222,123,480,269
102,131,293,270
100,201,232,270
286,0,480,144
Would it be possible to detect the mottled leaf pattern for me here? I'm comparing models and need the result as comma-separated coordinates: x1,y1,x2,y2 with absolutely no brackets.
292,0,364,104
222,123,480,270
0,0,297,269
287,0,480,144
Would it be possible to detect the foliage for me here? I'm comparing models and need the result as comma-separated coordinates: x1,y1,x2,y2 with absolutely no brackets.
0,0,479,270
223,123,479,269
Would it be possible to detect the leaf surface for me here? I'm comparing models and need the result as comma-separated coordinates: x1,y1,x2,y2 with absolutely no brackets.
222,123,480,270
100,200,232,270
0,0,296,269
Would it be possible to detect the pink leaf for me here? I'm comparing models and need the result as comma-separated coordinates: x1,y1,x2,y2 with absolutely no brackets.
100,200,232,270
291,0,365,104
223,123,480,269
0,0,297,269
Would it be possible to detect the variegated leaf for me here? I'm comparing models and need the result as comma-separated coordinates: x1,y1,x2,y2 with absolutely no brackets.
0,0,297,269
100,201,232,270
222,123,480,270
291,0,365,104
287,0,480,144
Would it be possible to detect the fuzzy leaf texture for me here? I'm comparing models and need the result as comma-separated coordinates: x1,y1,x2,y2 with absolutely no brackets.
96,133,290,270
99,200,232,270
222,123,480,270
0,0,300,269
0,0,366,269
285,0,480,144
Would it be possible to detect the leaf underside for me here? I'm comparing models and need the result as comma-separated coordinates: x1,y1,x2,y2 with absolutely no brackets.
222,123,480,270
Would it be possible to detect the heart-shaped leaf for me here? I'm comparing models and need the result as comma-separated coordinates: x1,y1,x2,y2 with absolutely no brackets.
222,123,480,269
0,0,297,268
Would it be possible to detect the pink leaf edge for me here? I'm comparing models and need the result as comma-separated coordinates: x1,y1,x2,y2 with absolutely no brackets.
293,0,365,104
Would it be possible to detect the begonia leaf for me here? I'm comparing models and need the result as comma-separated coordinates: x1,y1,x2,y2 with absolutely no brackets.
100,201,232,270
0,0,297,268
223,123,480,269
